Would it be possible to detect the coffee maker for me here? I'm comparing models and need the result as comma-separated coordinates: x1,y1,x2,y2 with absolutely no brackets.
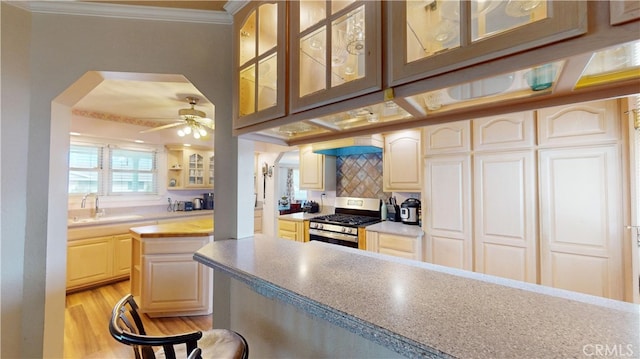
203,193,214,210
400,198,421,225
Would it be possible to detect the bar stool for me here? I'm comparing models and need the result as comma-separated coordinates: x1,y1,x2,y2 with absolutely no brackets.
109,294,248,359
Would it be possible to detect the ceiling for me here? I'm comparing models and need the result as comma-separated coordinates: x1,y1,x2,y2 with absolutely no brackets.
70,1,230,146
71,74,216,146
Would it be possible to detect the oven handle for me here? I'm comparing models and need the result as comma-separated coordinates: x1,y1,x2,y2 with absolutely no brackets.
309,229,358,243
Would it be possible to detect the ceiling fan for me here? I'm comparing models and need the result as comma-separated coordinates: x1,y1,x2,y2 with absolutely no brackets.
140,96,214,139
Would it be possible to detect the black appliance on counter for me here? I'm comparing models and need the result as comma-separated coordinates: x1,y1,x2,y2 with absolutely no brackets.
385,196,401,222
308,197,381,248
303,200,320,213
203,193,214,210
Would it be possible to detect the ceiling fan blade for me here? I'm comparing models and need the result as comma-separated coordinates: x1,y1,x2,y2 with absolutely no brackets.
197,117,215,130
139,122,183,133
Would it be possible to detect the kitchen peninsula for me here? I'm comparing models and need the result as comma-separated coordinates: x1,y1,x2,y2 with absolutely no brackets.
195,236,639,358
130,219,214,317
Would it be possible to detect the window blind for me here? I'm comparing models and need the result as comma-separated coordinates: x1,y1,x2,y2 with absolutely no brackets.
109,148,158,194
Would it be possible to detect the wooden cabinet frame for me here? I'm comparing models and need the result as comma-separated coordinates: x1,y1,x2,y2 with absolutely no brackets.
289,0,382,113
386,1,587,87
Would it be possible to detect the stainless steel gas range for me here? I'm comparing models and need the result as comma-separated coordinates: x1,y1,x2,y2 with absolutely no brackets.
309,197,381,248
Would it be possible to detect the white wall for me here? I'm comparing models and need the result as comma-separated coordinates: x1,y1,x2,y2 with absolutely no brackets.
1,3,234,357
1,4,32,358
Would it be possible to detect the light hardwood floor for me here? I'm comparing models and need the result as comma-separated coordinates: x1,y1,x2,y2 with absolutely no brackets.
64,280,212,358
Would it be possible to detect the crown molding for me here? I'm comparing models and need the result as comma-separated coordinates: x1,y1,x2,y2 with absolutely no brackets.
223,0,249,16
6,1,233,25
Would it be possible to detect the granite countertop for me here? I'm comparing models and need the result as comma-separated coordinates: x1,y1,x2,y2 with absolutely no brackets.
194,236,639,359
278,212,325,221
130,218,213,238
365,221,424,237
67,209,214,228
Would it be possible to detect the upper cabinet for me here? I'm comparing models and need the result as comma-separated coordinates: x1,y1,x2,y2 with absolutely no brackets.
234,1,287,128
387,0,587,86
383,129,422,192
289,0,382,113
166,145,214,190
299,144,337,191
610,0,640,25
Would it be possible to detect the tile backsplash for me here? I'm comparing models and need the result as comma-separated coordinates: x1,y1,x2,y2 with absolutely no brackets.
336,153,389,199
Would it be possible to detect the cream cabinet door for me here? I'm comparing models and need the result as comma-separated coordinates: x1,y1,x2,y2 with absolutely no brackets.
537,100,619,147
473,151,537,283
383,130,422,191
142,253,212,316
299,145,326,190
424,155,472,270
67,236,113,289
423,121,470,155
473,111,535,151
113,234,132,277
539,145,624,300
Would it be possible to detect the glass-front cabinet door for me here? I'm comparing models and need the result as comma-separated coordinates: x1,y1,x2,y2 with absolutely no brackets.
187,152,205,187
290,0,382,113
234,1,286,129
208,154,214,187
388,0,587,86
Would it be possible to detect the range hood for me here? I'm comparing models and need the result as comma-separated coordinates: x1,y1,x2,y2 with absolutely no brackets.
312,135,383,156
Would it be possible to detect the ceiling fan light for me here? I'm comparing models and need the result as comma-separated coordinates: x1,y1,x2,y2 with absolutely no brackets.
193,131,201,139
199,128,207,136
177,129,185,137
184,126,192,135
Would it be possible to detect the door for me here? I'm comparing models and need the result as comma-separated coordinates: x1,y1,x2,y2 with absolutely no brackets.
424,154,472,270
473,151,537,283
539,145,624,300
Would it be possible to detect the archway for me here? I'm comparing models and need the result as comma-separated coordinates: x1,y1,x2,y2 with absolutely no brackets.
49,70,214,356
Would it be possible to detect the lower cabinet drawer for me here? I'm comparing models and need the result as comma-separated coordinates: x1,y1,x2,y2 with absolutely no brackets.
279,230,298,241
278,220,298,232
379,233,416,253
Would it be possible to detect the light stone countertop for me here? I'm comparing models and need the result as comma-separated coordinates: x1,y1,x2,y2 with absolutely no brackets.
365,220,424,237
194,236,640,359
129,218,213,238
278,212,325,221
67,209,214,228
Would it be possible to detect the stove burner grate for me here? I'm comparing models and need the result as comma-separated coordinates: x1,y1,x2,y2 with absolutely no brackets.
312,214,380,226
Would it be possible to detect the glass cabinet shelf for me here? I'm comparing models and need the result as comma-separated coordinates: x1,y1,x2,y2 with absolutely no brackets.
404,61,564,116
255,100,413,142
575,39,640,90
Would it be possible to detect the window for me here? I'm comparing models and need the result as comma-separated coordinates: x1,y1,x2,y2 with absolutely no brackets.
69,142,158,196
110,148,157,194
69,144,103,194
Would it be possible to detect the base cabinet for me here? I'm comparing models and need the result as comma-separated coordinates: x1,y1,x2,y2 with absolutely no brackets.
366,231,423,261
131,235,213,317
278,219,308,242
66,234,131,292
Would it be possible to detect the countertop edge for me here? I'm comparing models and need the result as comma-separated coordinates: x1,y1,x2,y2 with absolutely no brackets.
194,243,449,359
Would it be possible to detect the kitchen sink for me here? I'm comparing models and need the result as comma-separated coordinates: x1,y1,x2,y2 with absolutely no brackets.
69,214,144,224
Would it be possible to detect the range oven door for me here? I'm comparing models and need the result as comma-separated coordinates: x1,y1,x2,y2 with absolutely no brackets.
309,228,358,248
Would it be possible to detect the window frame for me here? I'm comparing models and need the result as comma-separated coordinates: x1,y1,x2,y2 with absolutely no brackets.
69,139,160,198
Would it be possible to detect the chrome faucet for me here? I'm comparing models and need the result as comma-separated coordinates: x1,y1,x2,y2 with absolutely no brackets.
81,193,99,216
